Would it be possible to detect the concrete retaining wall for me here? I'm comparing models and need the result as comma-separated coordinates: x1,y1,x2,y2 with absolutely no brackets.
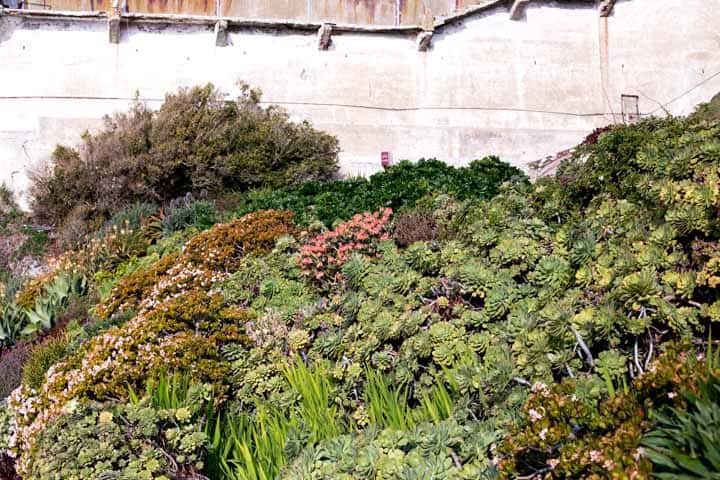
0,0,719,204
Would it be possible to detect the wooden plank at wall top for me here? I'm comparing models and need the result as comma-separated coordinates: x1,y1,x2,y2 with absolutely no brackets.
30,0,464,23
220,0,307,21
127,0,215,15
311,0,398,26
36,0,108,11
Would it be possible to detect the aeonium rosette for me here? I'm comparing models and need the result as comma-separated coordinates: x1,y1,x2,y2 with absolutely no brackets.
299,208,392,289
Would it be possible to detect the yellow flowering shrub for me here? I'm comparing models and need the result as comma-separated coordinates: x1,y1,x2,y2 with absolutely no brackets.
182,209,296,271
96,210,295,320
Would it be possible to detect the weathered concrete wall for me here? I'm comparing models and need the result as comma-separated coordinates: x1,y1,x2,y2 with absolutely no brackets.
0,0,719,204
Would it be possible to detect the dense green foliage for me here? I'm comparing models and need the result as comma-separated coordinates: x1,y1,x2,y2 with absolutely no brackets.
1,103,720,480
28,83,340,243
235,157,523,226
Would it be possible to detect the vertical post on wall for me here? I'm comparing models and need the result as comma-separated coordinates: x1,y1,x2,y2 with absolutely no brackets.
598,10,613,121
108,0,121,44
215,0,220,17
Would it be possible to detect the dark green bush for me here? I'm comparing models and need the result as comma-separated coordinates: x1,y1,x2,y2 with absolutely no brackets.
29,83,339,231
236,157,525,226
692,92,720,122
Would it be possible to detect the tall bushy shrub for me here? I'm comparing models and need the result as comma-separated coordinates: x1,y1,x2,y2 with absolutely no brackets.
29,83,339,232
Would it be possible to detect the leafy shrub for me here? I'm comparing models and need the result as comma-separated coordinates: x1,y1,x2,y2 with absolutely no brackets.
236,157,525,226
29,83,339,234
692,91,720,122
299,208,392,289
21,334,69,390
93,252,179,320
65,310,134,353
393,209,438,247
0,342,29,398
0,404,17,480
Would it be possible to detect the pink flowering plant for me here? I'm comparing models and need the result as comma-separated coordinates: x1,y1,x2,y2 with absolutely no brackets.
299,208,392,289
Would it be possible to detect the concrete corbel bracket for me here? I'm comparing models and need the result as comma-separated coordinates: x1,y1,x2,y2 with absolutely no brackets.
215,20,229,47
509,0,531,21
318,23,333,51
108,9,121,44
417,30,433,52
599,0,617,17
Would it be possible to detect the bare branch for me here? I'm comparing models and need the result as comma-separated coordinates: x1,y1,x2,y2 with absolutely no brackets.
634,337,644,375
571,326,594,367
513,377,532,387
644,331,654,370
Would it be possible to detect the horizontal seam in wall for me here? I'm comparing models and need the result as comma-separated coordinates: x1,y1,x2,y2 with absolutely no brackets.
0,95,626,118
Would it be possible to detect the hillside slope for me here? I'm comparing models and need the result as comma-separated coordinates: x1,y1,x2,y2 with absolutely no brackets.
1,106,720,479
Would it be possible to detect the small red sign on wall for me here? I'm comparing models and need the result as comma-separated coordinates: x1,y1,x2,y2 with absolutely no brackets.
381,151,391,169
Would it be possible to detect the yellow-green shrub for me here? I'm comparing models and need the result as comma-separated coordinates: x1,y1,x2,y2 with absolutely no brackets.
21,334,69,390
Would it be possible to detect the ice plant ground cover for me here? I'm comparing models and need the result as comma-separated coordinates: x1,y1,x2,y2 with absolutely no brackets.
0,97,720,479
